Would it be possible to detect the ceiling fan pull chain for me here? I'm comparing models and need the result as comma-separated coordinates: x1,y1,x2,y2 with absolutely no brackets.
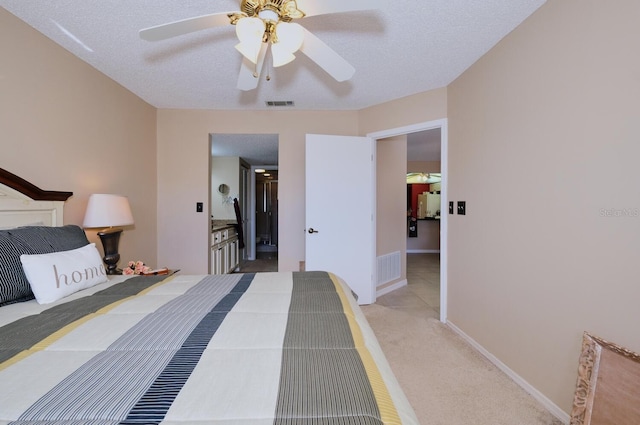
266,43,272,81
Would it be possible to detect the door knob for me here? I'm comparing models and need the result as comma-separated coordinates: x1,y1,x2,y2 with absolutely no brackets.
307,228,319,234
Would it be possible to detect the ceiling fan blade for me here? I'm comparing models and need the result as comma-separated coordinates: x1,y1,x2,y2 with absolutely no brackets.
237,43,268,91
300,0,382,17
298,28,355,82
140,12,233,41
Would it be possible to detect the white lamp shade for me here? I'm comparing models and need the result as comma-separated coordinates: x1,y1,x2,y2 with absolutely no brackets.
275,22,304,51
235,17,265,64
272,22,304,67
83,194,134,228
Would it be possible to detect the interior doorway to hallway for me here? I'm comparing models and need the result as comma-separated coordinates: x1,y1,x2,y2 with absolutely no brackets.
254,167,278,267
209,133,279,273
405,128,442,316
368,119,448,323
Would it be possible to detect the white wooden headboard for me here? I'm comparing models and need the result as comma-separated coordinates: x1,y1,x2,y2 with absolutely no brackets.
0,168,72,229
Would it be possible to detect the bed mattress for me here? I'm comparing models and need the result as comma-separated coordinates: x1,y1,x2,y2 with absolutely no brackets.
0,271,418,424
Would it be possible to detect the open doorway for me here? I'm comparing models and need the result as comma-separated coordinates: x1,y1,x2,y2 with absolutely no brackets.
210,133,279,273
368,119,448,323
406,129,442,317
253,167,278,270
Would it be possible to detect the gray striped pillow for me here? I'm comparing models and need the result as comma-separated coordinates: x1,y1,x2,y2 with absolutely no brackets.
0,225,89,306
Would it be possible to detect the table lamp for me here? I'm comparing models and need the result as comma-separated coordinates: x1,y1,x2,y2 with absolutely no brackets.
83,194,134,275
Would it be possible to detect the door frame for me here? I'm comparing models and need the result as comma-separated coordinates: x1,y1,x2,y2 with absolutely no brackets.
249,164,279,261
367,118,448,323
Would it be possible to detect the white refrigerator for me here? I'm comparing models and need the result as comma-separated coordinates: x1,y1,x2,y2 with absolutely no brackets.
417,193,441,218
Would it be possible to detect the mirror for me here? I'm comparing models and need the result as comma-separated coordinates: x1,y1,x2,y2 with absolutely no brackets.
218,183,229,195
407,173,441,219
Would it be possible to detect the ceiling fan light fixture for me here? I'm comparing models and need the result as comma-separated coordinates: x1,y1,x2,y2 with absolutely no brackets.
275,22,303,50
257,8,279,22
282,0,305,20
235,41,261,64
271,22,303,67
141,0,362,91
235,17,265,63
271,45,295,67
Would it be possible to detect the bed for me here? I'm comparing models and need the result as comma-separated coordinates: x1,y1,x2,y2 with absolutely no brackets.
0,168,418,425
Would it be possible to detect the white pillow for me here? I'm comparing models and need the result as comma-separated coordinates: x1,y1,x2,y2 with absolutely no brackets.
20,243,108,304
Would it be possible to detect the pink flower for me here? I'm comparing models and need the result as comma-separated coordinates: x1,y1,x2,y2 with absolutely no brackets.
123,260,151,275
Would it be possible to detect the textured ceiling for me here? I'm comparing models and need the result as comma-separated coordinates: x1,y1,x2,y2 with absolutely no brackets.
407,129,441,162
1,0,546,111
212,133,279,165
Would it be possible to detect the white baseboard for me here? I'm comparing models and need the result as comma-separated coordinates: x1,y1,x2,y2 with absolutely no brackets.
447,321,570,424
376,279,407,297
406,249,440,254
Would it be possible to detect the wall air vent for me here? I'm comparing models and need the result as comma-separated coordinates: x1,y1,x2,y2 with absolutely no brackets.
377,251,401,286
265,100,295,107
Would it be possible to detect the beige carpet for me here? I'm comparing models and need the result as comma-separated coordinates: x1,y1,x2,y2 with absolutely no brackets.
362,302,564,425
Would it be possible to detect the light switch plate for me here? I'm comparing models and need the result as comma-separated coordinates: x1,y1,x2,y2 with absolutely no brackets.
457,201,466,215
196,202,203,213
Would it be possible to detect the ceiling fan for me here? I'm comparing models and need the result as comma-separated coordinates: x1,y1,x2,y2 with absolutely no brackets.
139,0,379,91
407,173,442,184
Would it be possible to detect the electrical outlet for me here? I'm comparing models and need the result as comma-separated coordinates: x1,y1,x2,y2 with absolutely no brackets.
457,201,466,215
196,202,203,213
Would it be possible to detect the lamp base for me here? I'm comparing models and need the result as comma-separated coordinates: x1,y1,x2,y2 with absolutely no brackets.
97,228,122,275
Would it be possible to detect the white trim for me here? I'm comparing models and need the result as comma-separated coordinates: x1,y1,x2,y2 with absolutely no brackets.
376,279,408,298
439,121,449,324
406,249,440,254
367,120,447,139
447,321,570,424
370,137,378,304
367,118,449,324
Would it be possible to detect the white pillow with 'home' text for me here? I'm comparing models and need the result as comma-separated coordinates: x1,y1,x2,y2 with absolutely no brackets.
20,243,108,304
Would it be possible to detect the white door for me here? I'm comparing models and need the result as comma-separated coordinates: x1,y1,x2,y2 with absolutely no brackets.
305,134,376,304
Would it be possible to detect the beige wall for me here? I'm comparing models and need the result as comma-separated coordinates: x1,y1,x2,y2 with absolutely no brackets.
407,161,441,174
359,88,447,135
0,8,158,269
156,109,359,274
407,220,440,252
376,136,407,288
447,0,640,414
156,89,447,275
211,156,240,220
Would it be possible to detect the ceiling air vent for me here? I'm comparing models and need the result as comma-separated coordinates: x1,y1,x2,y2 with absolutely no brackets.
265,100,295,107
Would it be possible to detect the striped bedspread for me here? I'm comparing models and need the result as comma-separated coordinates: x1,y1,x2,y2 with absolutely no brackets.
0,271,418,424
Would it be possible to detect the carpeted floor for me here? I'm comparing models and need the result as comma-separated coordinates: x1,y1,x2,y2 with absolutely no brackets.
362,254,564,425
236,251,565,423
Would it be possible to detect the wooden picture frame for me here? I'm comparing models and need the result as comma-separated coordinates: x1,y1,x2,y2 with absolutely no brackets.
570,332,640,425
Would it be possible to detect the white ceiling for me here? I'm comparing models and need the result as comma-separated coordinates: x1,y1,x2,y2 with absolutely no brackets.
407,129,441,162
212,133,279,165
1,0,546,111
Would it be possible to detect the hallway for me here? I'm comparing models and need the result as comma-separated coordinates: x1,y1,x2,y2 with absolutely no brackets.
237,250,278,273
375,253,441,319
